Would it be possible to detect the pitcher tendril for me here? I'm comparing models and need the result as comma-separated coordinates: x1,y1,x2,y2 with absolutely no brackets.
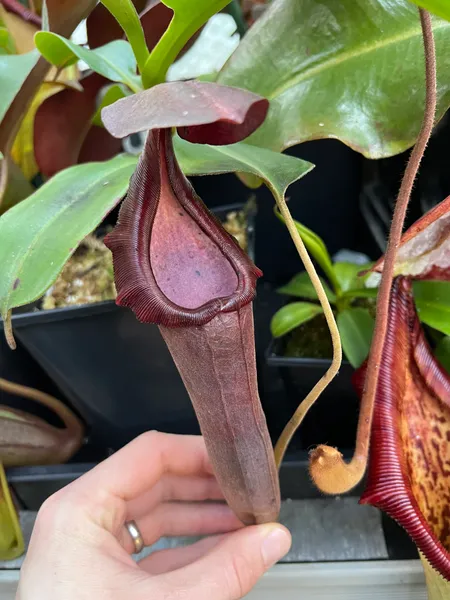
273,194,342,469
310,7,437,494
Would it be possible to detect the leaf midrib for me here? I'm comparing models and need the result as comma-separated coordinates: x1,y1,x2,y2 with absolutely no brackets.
269,21,449,100
1,161,132,314
205,144,312,200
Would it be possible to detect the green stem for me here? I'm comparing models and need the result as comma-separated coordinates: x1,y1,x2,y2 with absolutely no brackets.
226,0,248,37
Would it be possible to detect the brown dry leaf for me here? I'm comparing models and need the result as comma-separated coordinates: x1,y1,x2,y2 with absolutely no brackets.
372,196,450,280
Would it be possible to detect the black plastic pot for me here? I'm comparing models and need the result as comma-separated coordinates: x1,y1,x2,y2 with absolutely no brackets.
5,203,255,449
11,303,199,449
266,337,359,453
7,463,96,511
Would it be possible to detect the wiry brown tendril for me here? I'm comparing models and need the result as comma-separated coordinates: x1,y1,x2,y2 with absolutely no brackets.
310,8,437,494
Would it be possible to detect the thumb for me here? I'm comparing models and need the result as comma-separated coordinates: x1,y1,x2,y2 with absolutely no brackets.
154,523,291,600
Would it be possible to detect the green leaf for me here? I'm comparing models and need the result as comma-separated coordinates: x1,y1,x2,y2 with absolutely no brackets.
413,280,450,335
0,27,15,54
271,301,323,338
93,84,129,127
34,33,142,93
0,155,138,319
217,0,450,159
142,0,232,88
274,209,339,292
334,262,373,292
342,287,378,300
435,336,450,374
41,0,49,32
100,0,149,73
173,135,314,203
0,50,39,123
409,1,450,21
277,271,336,303
337,307,374,368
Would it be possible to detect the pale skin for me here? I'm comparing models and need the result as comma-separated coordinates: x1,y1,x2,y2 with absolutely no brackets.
16,431,291,600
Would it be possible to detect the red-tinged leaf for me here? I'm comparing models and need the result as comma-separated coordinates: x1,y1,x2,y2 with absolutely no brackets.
78,124,122,164
105,128,261,326
104,122,279,524
101,80,269,145
372,196,450,280
0,0,97,205
0,0,97,153
358,277,450,579
34,72,121,177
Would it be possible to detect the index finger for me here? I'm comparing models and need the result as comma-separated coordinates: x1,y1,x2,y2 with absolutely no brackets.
71,432,214,503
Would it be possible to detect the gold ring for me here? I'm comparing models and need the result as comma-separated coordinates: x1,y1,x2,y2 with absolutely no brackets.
125,520,144,554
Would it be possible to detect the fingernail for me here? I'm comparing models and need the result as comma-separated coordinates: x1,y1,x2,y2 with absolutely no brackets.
261,526,291,568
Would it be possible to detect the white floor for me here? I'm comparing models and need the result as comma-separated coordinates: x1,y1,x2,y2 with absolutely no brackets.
1,561,427,599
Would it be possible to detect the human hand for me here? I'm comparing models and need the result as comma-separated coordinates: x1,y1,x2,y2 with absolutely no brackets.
16,432,291,600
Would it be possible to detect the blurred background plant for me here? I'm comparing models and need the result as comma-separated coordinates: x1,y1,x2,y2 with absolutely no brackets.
271,213,450,372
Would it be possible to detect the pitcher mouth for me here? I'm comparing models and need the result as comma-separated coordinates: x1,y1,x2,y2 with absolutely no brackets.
105,128,261,327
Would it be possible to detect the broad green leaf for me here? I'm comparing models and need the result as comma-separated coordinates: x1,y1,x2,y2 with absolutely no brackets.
34,33,142,92
93,84,129,127
409,1,450,21
173,135,314,203
100,0,149,73
274,209,339,291
413,280,450,335
435,336,450,374
334,262,373,293
142,0,232,88
0,50,39,123
271,301,323,338
0,155,138,320
217,0,450,159
34,32,78,68
337,307,374,368
277,271,336,303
